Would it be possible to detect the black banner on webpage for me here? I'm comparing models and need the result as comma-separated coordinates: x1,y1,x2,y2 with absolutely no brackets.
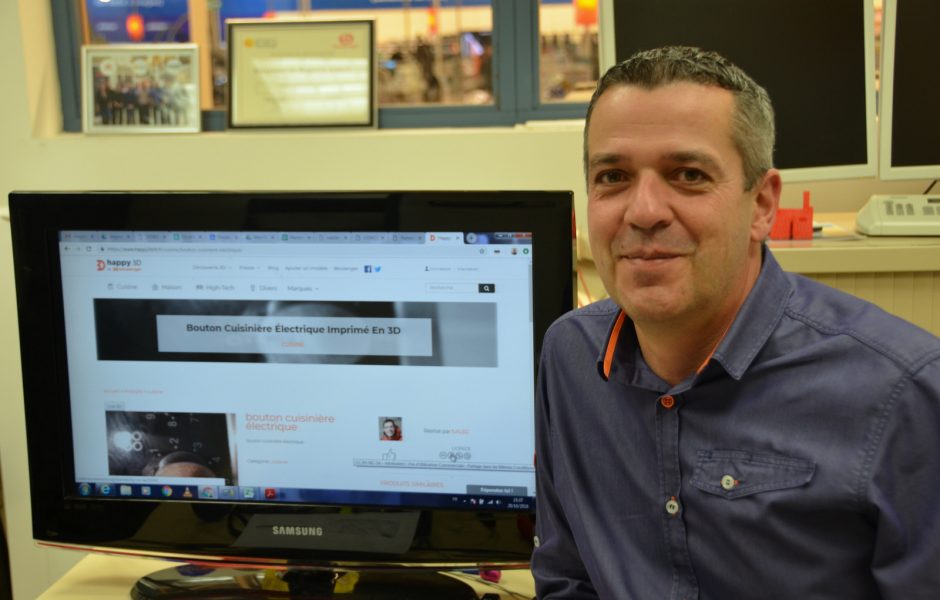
94,299,497,366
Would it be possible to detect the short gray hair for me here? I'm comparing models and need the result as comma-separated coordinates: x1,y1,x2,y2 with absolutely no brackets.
584,46,775,190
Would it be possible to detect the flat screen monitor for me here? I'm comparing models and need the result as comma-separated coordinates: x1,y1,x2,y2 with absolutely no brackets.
9,191,573,597
877,0,940,181
601,0,877,182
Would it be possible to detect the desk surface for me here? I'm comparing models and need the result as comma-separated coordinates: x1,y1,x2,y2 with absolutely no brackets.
766,212,940,273
38,554,536,599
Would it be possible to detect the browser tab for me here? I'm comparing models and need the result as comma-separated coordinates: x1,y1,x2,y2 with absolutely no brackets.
63,231,100,242
357,233,388,244
394,233,425,244
285,233,316,243
245,232,280,243
426,232,463,245
141,232,170,243
178,232,210,243
318,232,351,243
214,232,244,243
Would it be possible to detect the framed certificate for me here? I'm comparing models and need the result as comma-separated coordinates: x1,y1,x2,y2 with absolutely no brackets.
227,19,377,129
81,44,200,134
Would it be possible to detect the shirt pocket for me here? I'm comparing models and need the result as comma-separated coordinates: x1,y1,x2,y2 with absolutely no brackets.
689,449,815,500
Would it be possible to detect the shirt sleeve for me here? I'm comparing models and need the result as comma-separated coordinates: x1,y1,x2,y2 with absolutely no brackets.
530,336,599,599
868,355,940,599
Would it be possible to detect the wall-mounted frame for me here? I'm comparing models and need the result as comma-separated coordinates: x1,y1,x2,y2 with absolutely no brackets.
81,44,200,134
227,19,376,129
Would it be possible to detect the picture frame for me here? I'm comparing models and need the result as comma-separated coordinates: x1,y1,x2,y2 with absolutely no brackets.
227,19,376,129
81,44,200,134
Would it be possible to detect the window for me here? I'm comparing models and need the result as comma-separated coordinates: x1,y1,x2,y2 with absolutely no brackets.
539,0,599,104
52,0,599,131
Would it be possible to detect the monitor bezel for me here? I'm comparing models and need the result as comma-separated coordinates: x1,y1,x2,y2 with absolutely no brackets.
877,0,940,181
597,0,878,183
10,190,574,568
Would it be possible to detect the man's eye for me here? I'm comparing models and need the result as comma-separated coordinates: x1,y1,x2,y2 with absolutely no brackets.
596,170,626,185
675,168,708,184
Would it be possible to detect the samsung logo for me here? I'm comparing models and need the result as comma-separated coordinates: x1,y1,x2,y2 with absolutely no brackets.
272,526,324,537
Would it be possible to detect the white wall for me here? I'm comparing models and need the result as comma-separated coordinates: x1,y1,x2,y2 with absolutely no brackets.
0,1,931,598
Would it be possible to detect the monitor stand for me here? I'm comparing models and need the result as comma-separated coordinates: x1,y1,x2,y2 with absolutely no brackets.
131,565,482,599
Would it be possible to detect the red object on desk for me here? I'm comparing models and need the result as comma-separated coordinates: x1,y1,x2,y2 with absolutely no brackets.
770,191,814,240
479,569,502,583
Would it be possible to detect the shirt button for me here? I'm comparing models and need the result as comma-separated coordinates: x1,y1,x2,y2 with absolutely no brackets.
721,475,737,490
660,395,676,409
665,497,680,515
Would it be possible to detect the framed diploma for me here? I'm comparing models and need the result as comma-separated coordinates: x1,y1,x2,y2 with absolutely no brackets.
227,19,377,129
81,44,201,134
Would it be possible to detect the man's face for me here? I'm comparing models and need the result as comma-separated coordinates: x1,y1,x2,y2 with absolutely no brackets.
586,82,778,329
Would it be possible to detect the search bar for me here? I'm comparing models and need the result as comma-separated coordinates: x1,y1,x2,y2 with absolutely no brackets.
425,282,477,294
425,282,496,294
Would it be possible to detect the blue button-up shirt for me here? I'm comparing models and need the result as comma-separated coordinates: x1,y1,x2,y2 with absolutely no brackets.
532,249,940,599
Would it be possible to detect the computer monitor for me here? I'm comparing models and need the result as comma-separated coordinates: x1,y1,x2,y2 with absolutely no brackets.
9,191,573,598
877,0,940,181
599,0,877,182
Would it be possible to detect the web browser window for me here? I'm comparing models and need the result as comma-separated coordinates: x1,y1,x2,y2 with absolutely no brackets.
59,230,535,510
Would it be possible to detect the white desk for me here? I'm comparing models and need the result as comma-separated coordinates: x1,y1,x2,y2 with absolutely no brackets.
38,554,536,599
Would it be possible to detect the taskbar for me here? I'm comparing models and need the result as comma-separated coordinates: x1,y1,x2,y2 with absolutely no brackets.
74,481,534,511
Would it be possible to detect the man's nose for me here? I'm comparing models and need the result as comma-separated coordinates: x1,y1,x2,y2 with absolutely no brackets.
623,172,673,232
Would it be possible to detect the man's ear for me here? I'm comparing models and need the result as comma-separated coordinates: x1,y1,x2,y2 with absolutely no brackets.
750,168,782,242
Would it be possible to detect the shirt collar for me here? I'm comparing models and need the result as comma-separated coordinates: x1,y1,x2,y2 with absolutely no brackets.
595,245,793,383
706,246,792,380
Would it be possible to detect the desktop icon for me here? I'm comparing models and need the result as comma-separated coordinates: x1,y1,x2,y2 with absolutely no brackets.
98,483,113,496
264,488,277,500
199,486,217,499
77,483,93,497
162,485,173,497
119,484,133,496
183,487,194,498
241,487,257,500
220,486,237,499
140,485,152,497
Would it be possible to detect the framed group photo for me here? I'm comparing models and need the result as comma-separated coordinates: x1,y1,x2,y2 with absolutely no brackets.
81,44,200,134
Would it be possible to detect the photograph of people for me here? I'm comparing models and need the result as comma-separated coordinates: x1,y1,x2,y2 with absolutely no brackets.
379,417,402,441
531,46,940,599
83,46,198,133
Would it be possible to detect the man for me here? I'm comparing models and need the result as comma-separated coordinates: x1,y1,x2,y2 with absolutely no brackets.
381,418,403,441
532,46,940,599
